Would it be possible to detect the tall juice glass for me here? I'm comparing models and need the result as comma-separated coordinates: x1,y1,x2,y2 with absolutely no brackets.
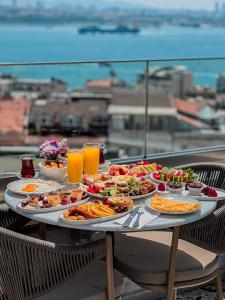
83,143,100,175
67,149,84,183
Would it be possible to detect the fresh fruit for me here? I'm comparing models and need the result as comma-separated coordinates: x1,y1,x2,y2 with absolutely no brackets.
71,197,77,203
156,164,163,171
158,182,166,191
153,173,160,180
208,188,217,197
61,198,68,205
42,199,49,205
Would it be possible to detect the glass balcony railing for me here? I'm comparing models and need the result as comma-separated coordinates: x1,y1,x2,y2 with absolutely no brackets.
1,57,225,172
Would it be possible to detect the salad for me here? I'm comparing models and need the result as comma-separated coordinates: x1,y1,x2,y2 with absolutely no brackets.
152,167,198,183
82,175,156,198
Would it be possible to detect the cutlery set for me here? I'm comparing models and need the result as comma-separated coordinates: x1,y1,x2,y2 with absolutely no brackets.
122,205,145,228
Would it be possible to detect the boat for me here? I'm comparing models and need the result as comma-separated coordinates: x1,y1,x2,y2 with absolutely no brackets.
78,25,140,34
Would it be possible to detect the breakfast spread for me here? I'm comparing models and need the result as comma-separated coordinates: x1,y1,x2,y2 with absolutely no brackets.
63,197,134,221
150,194,200,213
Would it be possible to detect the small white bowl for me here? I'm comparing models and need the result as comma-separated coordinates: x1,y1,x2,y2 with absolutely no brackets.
188,186,203,196
168,186,183,194
39,162,67,182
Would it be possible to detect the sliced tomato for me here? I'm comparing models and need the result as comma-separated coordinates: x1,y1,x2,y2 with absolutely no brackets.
153,173,160,180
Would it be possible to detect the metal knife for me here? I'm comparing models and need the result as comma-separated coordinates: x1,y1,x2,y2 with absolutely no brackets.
122,206,140,228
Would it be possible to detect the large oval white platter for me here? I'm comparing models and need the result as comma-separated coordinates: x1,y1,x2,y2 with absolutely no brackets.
156,187,225,201
59,208,133,225
145,194,201,215
7,179,62,196
16,197,89,214
80,184,156,200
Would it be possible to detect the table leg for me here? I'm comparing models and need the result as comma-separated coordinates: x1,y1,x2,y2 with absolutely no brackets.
39,222,46,240
106,232,115,300
166,226,180,300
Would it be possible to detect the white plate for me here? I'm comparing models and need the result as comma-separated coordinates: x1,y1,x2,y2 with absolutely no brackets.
150,173,199,185
156,187,225,201
16,197,89,214
145,194,201,215
59,207,133,225
7,179,62,195
80,184,156,200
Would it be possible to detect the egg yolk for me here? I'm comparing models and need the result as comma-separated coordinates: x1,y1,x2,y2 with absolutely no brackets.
22,184,39,192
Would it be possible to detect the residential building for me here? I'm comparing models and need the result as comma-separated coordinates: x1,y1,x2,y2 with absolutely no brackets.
137,66,193,98
0,96,30,145
217,73,225,93
28,94,109,136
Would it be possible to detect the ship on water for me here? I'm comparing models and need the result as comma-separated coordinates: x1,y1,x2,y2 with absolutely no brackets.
78,24,140,34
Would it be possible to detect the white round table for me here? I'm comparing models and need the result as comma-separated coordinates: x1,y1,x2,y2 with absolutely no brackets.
5,189,216,232
5,189,217,300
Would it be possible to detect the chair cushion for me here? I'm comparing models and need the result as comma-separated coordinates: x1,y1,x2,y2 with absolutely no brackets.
114,231,218,285
37,262,125,300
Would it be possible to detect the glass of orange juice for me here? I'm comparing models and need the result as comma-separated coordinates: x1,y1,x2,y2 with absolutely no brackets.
83,143,100,175
67,149,84,183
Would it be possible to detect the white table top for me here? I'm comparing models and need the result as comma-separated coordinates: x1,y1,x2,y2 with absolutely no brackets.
5,189,217,232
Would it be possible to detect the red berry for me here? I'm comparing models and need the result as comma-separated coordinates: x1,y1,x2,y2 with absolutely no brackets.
71,197,77,203
208,188,217,197
158,183,166,191
156,164,163,171
42,199,49,205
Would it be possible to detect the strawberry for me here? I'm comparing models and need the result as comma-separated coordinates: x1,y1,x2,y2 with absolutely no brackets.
158,183,166,191
156,164,163,171
208,188,217,197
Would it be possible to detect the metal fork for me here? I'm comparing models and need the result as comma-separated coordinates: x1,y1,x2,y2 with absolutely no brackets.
133,205,145,228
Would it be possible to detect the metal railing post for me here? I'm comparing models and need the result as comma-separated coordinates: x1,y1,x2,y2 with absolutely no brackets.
144,60,149,158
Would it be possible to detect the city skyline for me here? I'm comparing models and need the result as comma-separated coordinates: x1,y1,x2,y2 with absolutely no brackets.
4,0,225,11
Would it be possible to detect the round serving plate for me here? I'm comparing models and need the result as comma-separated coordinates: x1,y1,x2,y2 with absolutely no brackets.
16,197,89,214
7,179,62,196
59,207,133,225
145,194,201,215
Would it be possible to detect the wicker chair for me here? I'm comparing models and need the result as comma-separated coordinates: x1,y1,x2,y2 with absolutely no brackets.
176,162,225,252
0,176,30,231
0,203,29,230
113,162,225,299
0,226,125,300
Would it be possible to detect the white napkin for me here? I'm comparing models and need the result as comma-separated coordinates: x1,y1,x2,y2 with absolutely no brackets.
115,207,160,229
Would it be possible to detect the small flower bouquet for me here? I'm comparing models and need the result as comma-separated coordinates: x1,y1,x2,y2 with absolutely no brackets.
39,139,68,181
40,139,68,161
40,139,68,169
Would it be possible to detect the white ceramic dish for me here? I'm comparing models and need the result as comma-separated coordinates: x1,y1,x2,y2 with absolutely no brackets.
16,197,89,214
7,179,61,196
80,184,156,200
145,194,201,215
59,207,133,225
39,162,67,182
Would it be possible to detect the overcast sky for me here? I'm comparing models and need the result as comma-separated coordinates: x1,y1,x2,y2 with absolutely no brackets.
114,0,224,10
10,0,225,11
